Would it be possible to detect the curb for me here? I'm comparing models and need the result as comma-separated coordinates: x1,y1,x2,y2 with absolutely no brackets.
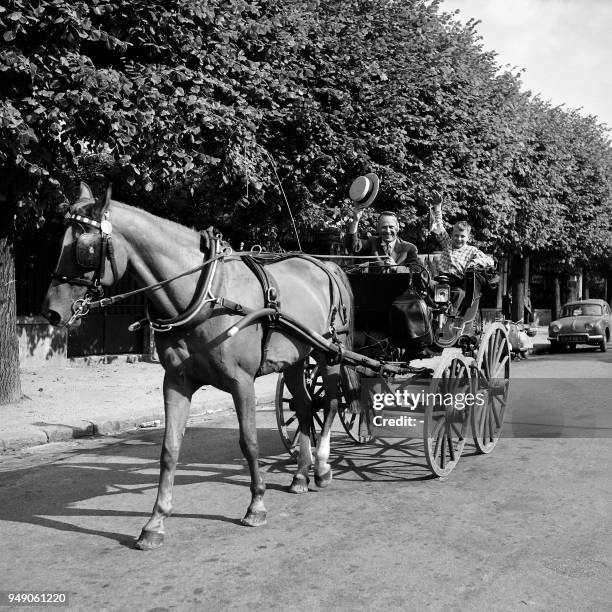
0,385,277,454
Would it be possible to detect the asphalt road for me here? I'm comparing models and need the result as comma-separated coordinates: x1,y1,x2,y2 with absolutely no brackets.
0,349,610,612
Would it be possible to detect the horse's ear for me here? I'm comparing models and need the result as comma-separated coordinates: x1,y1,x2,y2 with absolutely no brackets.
78,182,94,202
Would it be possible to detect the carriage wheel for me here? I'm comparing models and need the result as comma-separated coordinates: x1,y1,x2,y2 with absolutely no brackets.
338,366,372,443
472,322,511,454
338,404,372,444
423,352,471,477
275,358,368,457
275,358,325,458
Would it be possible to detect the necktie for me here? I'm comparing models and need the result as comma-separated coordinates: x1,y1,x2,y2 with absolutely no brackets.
382,243,392,273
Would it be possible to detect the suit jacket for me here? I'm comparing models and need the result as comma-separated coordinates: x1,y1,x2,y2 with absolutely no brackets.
344,233,419,272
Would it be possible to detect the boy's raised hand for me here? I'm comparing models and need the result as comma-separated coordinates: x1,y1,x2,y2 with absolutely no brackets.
431,190,442,210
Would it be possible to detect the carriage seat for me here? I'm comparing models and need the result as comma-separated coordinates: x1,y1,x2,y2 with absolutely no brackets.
417,252,442,278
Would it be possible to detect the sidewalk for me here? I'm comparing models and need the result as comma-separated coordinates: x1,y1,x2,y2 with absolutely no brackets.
0,359,278,453
2,326,552,454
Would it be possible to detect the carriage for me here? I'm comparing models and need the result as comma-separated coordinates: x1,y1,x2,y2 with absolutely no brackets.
275,256,511,477
44,182,511,548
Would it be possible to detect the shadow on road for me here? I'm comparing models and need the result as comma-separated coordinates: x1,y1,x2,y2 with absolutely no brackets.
0,424,438,547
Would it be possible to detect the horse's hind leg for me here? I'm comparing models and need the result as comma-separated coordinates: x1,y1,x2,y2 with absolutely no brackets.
283,360,313,494
231,374,267,527
314,363,340,488
135,372,194,551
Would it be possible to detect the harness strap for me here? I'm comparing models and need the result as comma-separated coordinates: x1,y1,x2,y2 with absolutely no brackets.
106,237,120,282
240,255,281,310
141,233,223,332
239,255,282,374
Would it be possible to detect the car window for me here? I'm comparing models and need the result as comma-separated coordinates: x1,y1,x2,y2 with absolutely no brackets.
562,304,602,317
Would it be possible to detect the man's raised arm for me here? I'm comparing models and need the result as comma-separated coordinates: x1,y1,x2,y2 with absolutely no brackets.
344,208,365,253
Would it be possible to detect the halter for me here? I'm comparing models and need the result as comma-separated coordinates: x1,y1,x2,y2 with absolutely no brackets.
51,194,120,325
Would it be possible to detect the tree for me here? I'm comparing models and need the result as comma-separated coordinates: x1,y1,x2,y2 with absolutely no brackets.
2,0,611,402
0,212,21,403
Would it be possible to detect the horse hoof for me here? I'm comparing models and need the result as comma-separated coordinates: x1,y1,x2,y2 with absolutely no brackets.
241,510,268,527
315,469,333,488
289,475,310,494
134,530,164,550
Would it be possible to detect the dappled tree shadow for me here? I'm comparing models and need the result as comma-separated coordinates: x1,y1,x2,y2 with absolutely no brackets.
18,319,67,360
0,424,435,547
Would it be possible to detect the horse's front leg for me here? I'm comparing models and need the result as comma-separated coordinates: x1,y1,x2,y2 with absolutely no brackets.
135,371,194,550
313,363,340,488
231,375,268,527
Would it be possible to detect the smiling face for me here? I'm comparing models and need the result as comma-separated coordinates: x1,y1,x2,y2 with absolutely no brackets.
451,222,471,249
377,214,399,244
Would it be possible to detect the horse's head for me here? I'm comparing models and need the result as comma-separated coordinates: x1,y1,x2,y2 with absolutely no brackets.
42,182,129,327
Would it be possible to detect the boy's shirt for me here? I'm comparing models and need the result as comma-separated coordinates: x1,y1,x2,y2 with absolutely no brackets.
431,210,494,277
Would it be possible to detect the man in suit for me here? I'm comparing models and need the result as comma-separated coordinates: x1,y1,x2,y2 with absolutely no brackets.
345,209,419,273
344,173,419,273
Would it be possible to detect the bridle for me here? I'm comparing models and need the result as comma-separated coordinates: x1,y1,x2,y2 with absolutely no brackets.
51,194,232,330
51,195,120,325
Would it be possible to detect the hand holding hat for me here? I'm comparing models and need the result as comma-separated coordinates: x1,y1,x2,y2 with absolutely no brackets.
430,190,442,211
349,173,380,211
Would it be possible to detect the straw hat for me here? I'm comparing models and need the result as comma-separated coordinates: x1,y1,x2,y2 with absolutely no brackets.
349,173,380,209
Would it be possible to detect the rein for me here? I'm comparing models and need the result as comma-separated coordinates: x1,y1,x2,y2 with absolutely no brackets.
54,194,232,329
56,197,346,346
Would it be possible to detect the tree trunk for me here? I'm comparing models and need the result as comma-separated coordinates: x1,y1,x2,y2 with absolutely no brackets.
567,273,578,302
0,236,21,404
523,255,531,323
553,275,561,320
511,253,525,322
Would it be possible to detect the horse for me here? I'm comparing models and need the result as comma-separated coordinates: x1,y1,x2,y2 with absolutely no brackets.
42,183,354,550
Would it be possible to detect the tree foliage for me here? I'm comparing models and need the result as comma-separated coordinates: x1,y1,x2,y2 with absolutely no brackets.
1,0,611,259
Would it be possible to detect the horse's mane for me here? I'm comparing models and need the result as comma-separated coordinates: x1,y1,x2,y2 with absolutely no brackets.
71,193,230,258
70,194,197,235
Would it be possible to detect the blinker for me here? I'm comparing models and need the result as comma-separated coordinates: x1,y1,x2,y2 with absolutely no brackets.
75,233,103,269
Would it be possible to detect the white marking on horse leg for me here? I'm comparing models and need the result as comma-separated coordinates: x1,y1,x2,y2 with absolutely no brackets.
314,366,340,483
282,360,313,493
315,434,331,474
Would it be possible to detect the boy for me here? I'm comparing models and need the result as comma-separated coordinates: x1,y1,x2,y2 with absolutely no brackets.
430,194,494,312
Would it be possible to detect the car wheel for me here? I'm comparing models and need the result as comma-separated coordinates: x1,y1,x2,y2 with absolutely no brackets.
568,344,577,351
549,340,560,353
600,338,608,352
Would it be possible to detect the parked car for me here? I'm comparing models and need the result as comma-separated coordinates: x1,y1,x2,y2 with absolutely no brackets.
548,299,611,352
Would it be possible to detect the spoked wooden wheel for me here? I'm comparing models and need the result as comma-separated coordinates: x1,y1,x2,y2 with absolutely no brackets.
424,351,472,477
275,359,369,457
339,366,372,443
472,322,511,454
275,358,325,458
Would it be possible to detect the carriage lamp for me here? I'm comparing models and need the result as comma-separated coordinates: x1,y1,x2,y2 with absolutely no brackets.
434,284,450,303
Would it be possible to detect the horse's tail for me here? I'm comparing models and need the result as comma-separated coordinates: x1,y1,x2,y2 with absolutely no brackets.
327,263,361,415
325,261,354,351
